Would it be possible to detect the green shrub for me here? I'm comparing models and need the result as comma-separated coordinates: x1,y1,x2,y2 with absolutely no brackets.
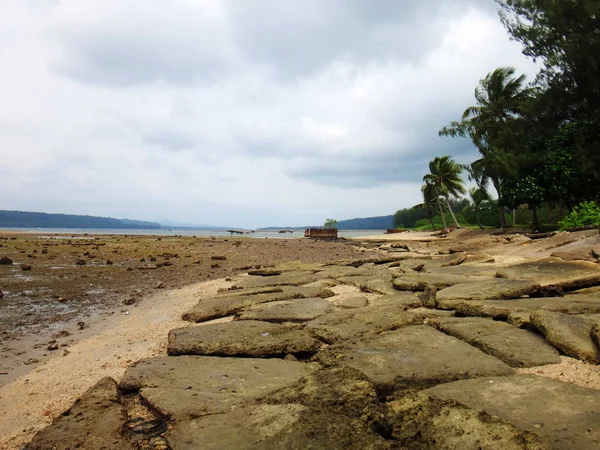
559,201,600,231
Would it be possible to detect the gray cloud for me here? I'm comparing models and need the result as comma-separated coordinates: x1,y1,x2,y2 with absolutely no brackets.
0,0,537,227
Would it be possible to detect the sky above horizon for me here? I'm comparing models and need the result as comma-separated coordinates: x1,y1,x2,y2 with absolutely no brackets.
1,0,539,228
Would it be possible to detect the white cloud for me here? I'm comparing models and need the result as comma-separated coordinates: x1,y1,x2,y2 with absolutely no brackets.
0,0,538,227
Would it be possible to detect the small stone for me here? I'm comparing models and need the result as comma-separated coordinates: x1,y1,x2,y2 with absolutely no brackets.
106,260,113,265
211,255,227,261
24,358,40,365
412,263,425,272
419,285,437,308
123,297,136,306
77,321,86,330
47,343,59,351
57,297,66,302
155,282,164,289
283,354,298,362
41,248,48,254
21,263,32,271
0,256,13,265
75,259,86,266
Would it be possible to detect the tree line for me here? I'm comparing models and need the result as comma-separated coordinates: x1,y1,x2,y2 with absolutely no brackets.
398,1,600,231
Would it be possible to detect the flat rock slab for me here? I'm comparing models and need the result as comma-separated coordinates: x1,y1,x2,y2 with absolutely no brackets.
530,310,600,363
385,391,546,449
120,356,318,397
167,320,322,357
27,377,134,450
436,279,540,302
235,297,335,323
319,266,391,279
305,303,424,344
434,318,560,367
140,387,250,421
232,272,320,289
166,403,391,450
438,296,600,319
498,257,600,291
426,375,600,450
369,292,423,308
392,273,482,291
336,295,369,309
315,325,513,395
337,276,396,295
182,286,333,323
264,367,380,419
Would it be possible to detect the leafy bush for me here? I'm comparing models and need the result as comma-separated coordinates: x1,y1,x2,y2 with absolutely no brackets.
559,201,600,230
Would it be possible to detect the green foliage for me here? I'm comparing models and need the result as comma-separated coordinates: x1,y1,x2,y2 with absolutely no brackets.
324,218,338,229
496,0,600,121
462,200,502,227
558,202,600,230
414,212,469,231
393,207,429,229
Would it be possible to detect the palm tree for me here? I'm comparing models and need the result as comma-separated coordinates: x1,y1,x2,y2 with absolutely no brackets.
423,156,466,228
439,67,536,227
468,187,490,229
418,183,440,230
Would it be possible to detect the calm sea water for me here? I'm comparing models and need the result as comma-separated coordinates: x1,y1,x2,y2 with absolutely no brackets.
0,228,384,239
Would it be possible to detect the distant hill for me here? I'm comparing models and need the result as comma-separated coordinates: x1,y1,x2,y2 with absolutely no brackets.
337,215,393,230
0,210,163,229
258,216,394,231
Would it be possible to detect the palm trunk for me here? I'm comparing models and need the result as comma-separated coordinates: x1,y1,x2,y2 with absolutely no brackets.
531,207,539,231
437,198,448,229
426,206,437,231
475,204,484,229
445,198,461,228
492,177,507,228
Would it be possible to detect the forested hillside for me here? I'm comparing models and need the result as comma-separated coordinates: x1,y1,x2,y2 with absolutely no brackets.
0,210,163,229
337,215,393,230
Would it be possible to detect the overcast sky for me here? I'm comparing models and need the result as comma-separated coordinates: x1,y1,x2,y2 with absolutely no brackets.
0,0,539,228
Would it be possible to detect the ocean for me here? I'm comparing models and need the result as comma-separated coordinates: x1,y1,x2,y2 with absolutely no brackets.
0,228,384,239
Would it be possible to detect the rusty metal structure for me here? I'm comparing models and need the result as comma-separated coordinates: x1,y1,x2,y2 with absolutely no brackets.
304,228,338,239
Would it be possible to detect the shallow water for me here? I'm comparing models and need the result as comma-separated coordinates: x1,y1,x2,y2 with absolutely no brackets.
0,227,383,239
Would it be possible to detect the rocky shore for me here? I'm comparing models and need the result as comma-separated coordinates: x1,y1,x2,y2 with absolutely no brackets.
4,229,600,449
